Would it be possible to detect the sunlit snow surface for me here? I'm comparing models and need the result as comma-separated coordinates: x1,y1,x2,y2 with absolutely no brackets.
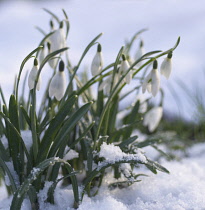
0,0,205,120
1,142,205,209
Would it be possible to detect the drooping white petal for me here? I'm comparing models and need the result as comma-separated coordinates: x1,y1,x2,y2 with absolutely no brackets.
49,28,66,53
142,71,152,93
160,58,172,79
125,70,133,84
49,71,66,101
48,58,58,69
28,65,41,91
143,107,163,132
119,60,130,74
151,69,160,97
119,60,132,84
91,52,103,76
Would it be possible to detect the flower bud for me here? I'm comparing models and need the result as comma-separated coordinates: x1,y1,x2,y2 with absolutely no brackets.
91,44,103,76
49,61,66,101
28,58,41,91
160,52,172,79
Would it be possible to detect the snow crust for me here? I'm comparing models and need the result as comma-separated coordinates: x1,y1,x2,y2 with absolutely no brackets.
98,142,147,165
1,142,205,209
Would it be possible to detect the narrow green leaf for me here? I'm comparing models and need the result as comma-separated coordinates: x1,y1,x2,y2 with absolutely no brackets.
38,95,78,162
0,112,32,166
43,8,60,23
19,106,31,128
146,159,169,174
15,46,43,101
136,138,162,148
0,157,17,193
10,158,79,210
118,135,138,149
48,102,92,158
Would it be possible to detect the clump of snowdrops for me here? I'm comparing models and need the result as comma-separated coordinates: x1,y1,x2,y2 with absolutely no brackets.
0,9,180,209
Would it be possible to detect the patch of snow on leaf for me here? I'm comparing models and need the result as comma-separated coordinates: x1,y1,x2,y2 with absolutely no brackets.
98,142,147,168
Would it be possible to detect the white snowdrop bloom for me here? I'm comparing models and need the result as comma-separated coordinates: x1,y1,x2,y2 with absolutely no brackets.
160,52,172,79
142,60,160,97
99,73,120,95
49,21,66,53
119,54,132,84
28,59,41,91
91,44,103,77
135,40,145,61
47,42,58,69
49,60,66,101
143,106,163,132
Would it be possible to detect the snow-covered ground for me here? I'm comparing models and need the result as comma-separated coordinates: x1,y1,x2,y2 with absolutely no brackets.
1,140,205,210
1,0,205,120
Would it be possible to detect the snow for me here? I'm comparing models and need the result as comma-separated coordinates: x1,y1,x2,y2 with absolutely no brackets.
98,142,147,165
63,149,79,161
1,139,205,209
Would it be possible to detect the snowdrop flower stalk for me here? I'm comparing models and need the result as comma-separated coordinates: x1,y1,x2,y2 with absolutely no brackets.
143,106,163,132
142,60,160,97
160,51,172,79
49,60,66,101
38,44,45,64
28,58,41,91
119,54,132,84
91,44,103,77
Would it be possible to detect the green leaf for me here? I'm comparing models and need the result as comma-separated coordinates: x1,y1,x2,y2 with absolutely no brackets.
146,159,169,174
61,33,103,106
15,46,43,101
0,157,17,193
10,158,79,210
43,8,60,23
0,112,32,166
48,102,92,158
118,135,138,149
38,95,78,162
124,100,140,139
136,138,162,148
19,106,31,128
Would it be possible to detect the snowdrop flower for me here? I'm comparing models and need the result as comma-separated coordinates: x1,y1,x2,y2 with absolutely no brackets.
28,58,41,91
142,60,160,97
119,54,132,84
135,40,145,61
91,44,103,77
99,73,120,95
143,106,163,132
49,21,66,53
49,60,66,101
160,52,172,79
47,42,58,69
